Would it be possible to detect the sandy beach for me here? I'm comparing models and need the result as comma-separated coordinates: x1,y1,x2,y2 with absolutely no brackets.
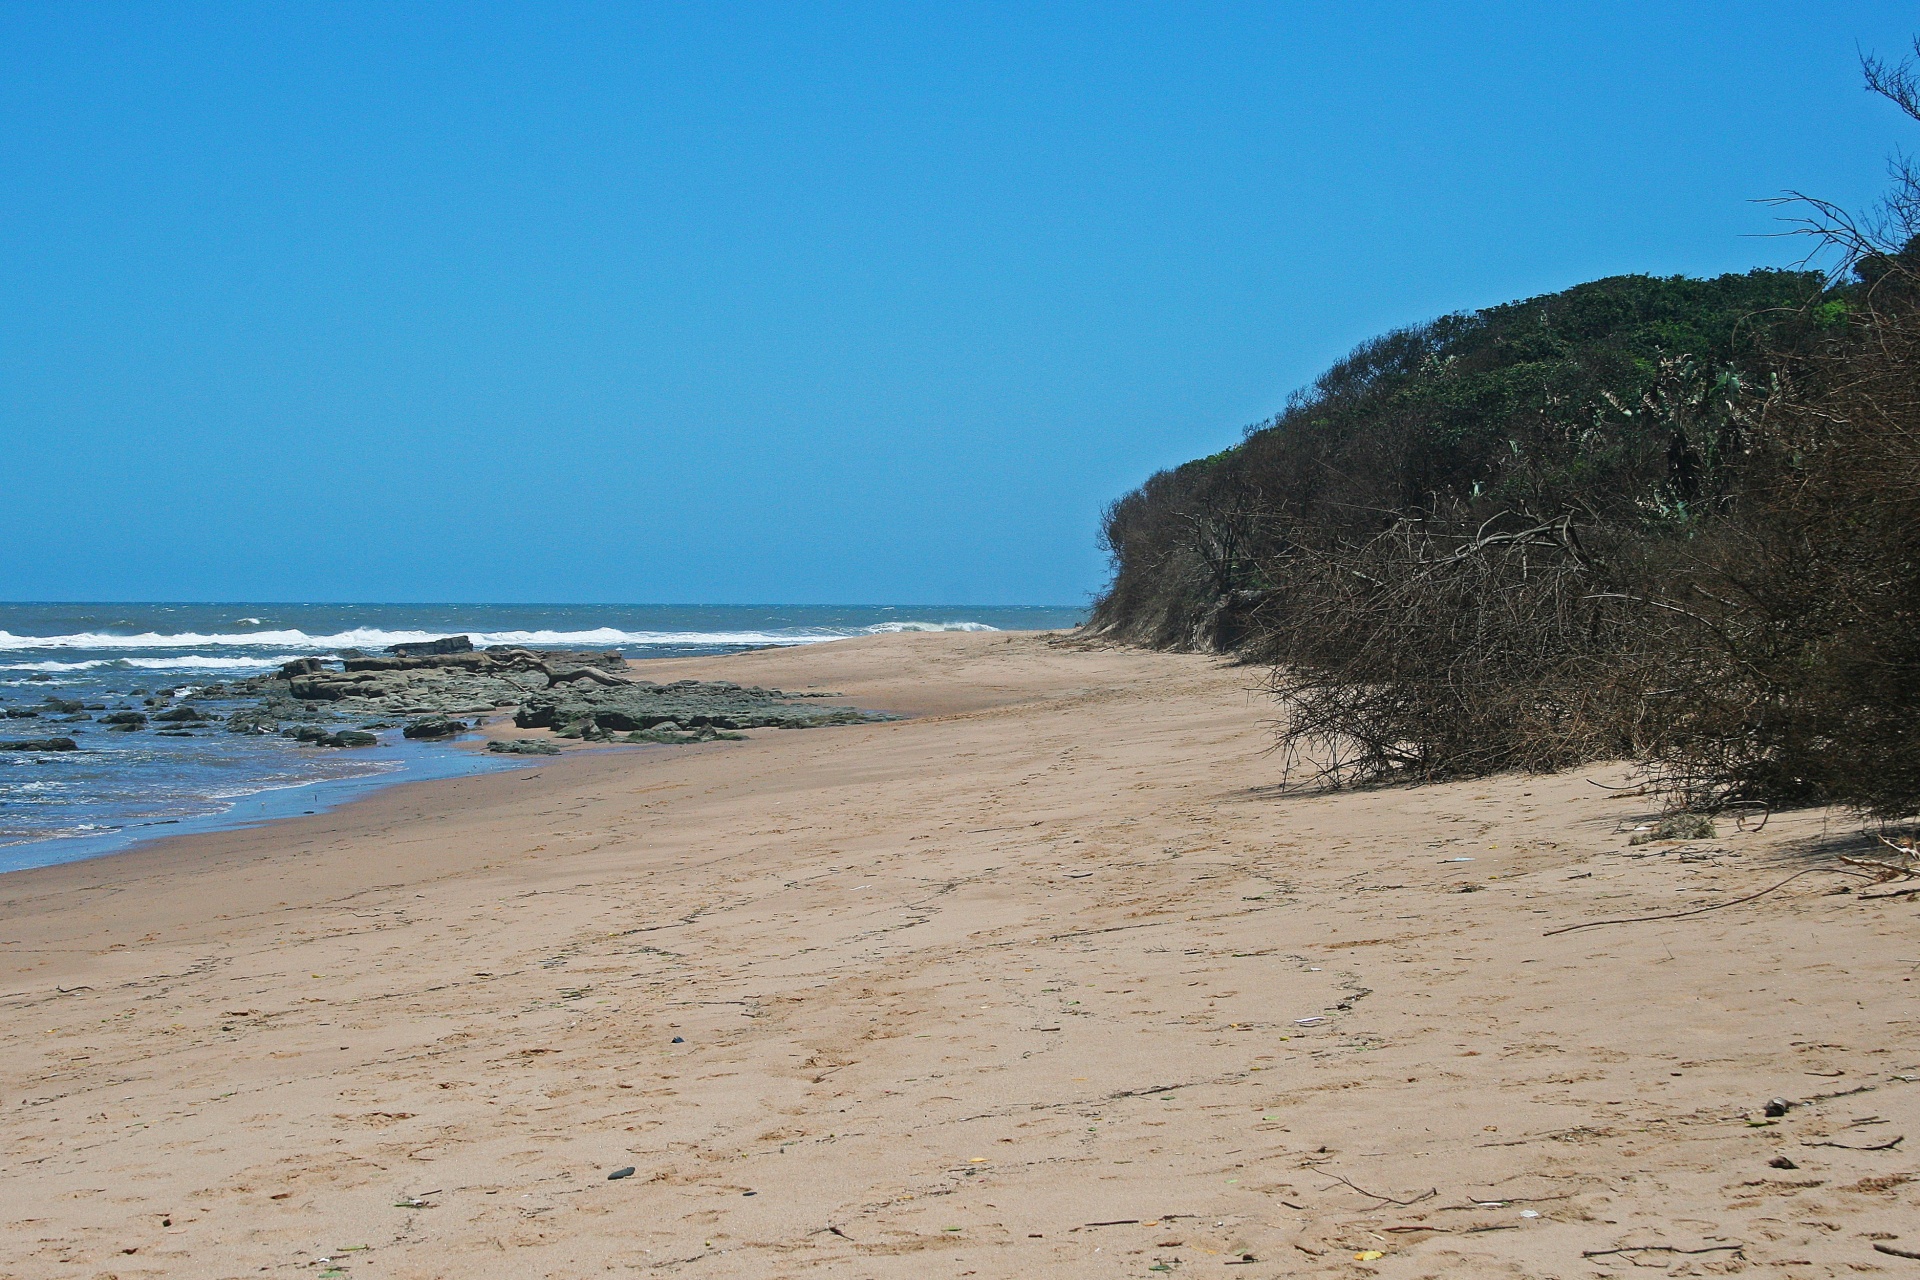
2,629,1915,1279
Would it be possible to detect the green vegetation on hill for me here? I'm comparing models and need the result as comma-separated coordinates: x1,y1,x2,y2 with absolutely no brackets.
1094,268,1826,652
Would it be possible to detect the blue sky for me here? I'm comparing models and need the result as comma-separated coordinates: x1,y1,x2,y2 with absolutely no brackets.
1,2,1914,604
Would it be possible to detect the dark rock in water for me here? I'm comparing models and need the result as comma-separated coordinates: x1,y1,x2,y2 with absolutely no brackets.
224,707,281,735
27,673,53,682
0,737,77,751
388,635,474,657
403,717,466,740
290,725,377,747
42,697,84,714
153,705,209,723
488,739,561,755
279,657,330,678
3,708,40,718
155,730,195,738
101,711,148,728
337,648,366,659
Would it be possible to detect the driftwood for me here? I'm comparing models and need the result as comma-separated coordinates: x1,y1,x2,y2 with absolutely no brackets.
1543,866,1838,936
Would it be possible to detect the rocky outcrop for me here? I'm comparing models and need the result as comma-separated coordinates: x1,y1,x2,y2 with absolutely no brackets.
402,717,466,740
488,739,560,755
206,648,890,751
513,680,882,736
0,737,77,751
389,635,474,657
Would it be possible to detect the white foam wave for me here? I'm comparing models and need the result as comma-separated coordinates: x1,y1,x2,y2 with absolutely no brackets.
862,621,998,634
1,656,308,673
0,622,1000,652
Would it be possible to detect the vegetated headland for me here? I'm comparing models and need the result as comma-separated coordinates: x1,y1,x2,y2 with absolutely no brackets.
1087,61,1920,821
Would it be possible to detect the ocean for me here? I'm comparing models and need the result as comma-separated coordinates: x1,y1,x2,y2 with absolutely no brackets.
0,603,1083,872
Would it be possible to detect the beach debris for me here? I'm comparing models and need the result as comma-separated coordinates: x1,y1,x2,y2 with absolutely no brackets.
1874,1242,1920,1260
1629,812,1717,845
671,1036,685,1043
1764,1097,1792,1118
1294,1017,1325,1027
1544,865,1837,936
1804,1133,1904,1150
1355,1250,1385,1261
1442,857,1474,862
607,1167,636,1180
1770,1155,1799,1168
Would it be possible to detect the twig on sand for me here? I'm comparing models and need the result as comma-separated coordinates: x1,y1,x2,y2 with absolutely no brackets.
1875,1242,1920,1260
1321,1173,1437,1207
1582,1244,1744,1259
1805,1134,1904,1150
1544,867,1837,935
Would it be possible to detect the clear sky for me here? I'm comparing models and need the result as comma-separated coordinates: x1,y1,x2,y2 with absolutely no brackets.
1,2,1914,605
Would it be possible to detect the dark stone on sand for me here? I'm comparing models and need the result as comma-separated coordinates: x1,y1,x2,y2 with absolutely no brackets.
0,737,77,751
514,681,882,735
607,1167,636,1180
402,717,466,740
388,635,474,657
488,739,560,755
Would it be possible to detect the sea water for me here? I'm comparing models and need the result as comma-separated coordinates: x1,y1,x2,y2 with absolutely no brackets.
0,603,1082,871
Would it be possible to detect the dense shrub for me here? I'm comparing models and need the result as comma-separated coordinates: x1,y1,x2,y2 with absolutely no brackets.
1088,47,1920,817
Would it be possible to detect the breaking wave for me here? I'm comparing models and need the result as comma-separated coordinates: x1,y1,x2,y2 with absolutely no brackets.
1,656,310,673
0,622,1000,652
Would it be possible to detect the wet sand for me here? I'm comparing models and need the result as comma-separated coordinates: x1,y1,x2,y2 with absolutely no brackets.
1,630,1914,1278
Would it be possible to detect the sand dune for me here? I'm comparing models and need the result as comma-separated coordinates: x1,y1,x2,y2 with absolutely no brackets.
1,631,1915,1278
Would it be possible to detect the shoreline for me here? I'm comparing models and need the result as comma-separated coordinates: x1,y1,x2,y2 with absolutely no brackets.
2,630,1912,1277
0,629,952,878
